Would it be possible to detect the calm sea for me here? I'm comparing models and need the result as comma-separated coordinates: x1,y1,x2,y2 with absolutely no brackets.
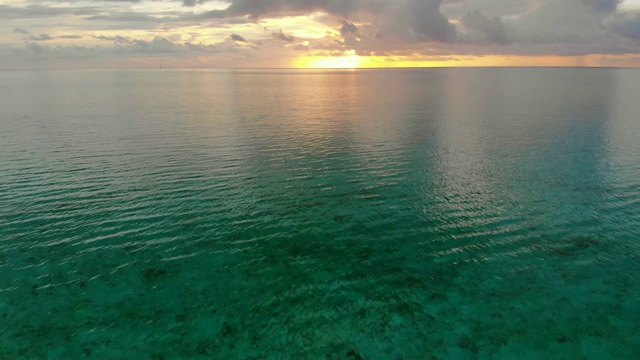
1,68,640,358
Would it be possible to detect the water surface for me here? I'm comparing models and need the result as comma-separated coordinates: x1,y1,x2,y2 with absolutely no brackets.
1,68,640,358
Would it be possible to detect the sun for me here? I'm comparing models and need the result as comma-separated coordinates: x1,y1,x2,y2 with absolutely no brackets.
306,55,363,69
294,50,366,69
292,50,458,68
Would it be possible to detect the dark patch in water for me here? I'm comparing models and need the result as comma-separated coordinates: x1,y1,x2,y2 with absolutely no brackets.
557,335,568,343
333,215,348,222
302,201,325,207
220,322,236,337
550,236,600,256
551,248,573,257
457,334,479,354
142,268,167,282
346,349,365,360
569,236,599,250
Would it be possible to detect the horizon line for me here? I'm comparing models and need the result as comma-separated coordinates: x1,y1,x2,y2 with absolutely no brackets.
1,65,639,72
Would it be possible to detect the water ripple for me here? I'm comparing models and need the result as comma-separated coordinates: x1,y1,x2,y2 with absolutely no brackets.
2,68,640,358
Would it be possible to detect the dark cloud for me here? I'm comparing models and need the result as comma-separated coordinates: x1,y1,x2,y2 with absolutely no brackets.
25,42,45,54
441,0,536,19
72,7,103,16
229,33,247,42
29,34,55,41
14,27,30,34
510,0,616,47
391,0,457,42
128,37,177,53
199,0,383,19
580,0,620,13
93,35,132,44
199,0,456,43
461,10,508,44
59,35,83,39
340,21,359,37
272,29,296,42
182,0,208,6
0,4,77,19
609,13,640,40
86,13,159,22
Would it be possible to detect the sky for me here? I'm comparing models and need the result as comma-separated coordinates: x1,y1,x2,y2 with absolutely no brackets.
2,0,640,68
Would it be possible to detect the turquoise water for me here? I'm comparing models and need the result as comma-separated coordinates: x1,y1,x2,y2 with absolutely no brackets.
1,68,640,358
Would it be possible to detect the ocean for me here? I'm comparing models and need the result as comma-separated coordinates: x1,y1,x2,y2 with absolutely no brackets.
1,68,640,358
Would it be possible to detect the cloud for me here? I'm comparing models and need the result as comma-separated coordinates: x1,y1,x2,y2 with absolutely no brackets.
0,4,77,19
3,0,640,68
127,37,178,53
386,0,457,42
198,0,380,19
14,27,30,34
272,29,296,42
581,0,620,13
19,36,187,58
25,42,45,54
198,0,456,43
460,10,508,44
505,1,618,48
84,9,185,24
609,12,640,39
229,33,246,42
340,21,359,37
441,0,537,19
6,34,257,69
93,35,132,44
29,34,55,41
182,0,208,6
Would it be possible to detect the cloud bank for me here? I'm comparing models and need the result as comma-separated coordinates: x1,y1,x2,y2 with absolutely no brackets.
2,0,640,68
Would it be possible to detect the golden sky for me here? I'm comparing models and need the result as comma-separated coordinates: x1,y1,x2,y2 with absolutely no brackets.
2,0,640,69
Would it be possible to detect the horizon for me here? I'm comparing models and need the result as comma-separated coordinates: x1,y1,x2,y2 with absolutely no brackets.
3,65,640,72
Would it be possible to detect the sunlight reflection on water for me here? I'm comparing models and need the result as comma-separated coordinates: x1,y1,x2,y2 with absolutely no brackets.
1,68,640,358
